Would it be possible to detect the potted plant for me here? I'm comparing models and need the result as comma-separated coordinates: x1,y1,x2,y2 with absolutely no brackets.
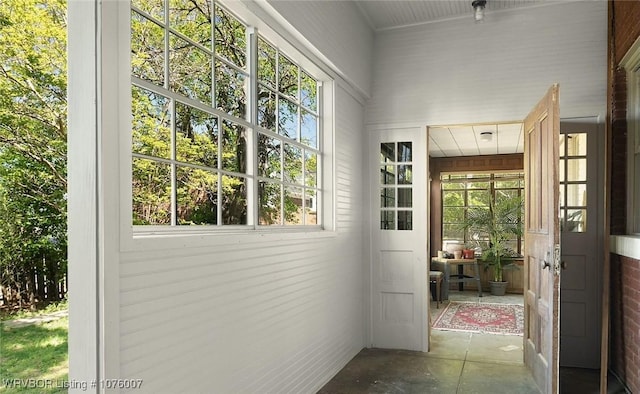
463,195,523,295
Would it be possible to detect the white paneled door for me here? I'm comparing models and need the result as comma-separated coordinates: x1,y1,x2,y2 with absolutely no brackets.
370,127,427,351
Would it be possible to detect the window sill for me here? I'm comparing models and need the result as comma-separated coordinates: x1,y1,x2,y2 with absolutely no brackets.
610,235,640,260
123,226,338,253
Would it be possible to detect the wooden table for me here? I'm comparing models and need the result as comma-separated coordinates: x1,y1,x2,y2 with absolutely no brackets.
430,257,483,300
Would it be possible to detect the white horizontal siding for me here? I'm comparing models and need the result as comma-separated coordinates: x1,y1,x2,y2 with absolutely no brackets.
366,1,607,126
266,0,374,98
117,87,366,393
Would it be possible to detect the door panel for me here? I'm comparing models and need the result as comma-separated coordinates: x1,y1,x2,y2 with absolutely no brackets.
370,127,427,351
559,119,602,368
524,85,561,394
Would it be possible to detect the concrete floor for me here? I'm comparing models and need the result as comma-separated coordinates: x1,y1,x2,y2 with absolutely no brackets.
318,290,626,394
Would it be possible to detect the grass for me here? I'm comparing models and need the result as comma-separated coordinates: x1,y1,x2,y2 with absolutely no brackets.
0,317,68,393
0,300,68,322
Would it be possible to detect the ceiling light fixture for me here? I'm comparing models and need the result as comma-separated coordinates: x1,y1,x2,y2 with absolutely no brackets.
472,0,487,23
480,131,493,142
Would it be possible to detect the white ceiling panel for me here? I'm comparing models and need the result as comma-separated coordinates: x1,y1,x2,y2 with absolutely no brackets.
355,0,552,31
429,122,523,158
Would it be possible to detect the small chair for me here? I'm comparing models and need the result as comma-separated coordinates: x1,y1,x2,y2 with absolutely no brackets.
429,271,444,308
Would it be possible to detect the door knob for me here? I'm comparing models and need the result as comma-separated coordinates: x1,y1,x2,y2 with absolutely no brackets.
561,261,567,270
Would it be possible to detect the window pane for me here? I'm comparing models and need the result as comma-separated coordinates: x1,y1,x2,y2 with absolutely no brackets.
567,133,587,156
131,86,171,159
305,152,317,187
442,224,464,241
257,85,276,131
257,134,281,179
258,38,276,89
300,70,317,111
284,186,303,225
170,34,212,105
443,191,464,207
176,166,217,225
215,60,247,119
381,211,395,230
169,0,211,48
132,0,163,20
567,184,587,206
442,206,464,224
381,165,395,185
259,181,281,225
567,158,587,182
468,190,490,206
442,182,465,190
175,102,218,167
305,189,317,225
398,188,412,208
278,53,299,98
283,143,303,184
221,120,247,173
398,211,412,230
566,209,586,232
221,175,247,224
467,181,489,189
560,185,565,208
381,143,394,163
495,189,518,204
397,142,412,162
301,109,317,148
398,165,412,185
131,12,165,86
494,179,521,189
559,159,565,182
214,5,246,69
132,158,171,225
381,188,395,208
278,96,298,139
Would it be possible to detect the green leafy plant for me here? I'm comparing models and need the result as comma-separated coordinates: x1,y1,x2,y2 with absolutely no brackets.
463,196,523,282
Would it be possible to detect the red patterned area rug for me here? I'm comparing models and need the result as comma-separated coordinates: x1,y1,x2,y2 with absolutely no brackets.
433,301,524,336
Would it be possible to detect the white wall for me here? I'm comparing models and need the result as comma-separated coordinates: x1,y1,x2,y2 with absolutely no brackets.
366,1,607,126
68,1,371,393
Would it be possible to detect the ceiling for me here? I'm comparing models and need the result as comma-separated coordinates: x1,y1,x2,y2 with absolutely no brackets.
428,123,524,158
355,1,537,158
355,0,551,31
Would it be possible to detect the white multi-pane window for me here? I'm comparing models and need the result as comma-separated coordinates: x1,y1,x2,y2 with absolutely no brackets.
130,0,322,227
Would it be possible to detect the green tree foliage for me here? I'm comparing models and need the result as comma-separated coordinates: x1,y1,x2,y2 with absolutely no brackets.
0,0,67,306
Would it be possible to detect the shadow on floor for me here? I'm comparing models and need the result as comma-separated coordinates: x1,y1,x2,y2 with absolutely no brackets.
319,291,627,393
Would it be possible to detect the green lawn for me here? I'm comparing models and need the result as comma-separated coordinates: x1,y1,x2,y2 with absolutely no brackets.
0,317,68,393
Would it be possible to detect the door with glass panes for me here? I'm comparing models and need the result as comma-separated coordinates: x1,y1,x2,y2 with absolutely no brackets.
370,127,427,351
559,118,602,368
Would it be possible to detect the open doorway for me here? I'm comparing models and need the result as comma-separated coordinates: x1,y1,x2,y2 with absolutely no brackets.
426,122,527,364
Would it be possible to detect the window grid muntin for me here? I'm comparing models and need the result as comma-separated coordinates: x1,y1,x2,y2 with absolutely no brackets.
559,133,587,232
131,0,322,228
380,141,413,231
441,173,524,254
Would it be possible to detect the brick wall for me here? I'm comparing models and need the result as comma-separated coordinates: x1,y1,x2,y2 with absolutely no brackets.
608,2,640,391
610,68,627,234
613,1,640,64
610,254,640,394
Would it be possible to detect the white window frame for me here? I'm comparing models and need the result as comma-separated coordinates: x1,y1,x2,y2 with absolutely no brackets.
621,36,640,235
127,0,335,235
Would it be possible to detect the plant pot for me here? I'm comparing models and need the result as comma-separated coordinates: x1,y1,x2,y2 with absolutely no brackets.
462,249,475,259
489,281,508,296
